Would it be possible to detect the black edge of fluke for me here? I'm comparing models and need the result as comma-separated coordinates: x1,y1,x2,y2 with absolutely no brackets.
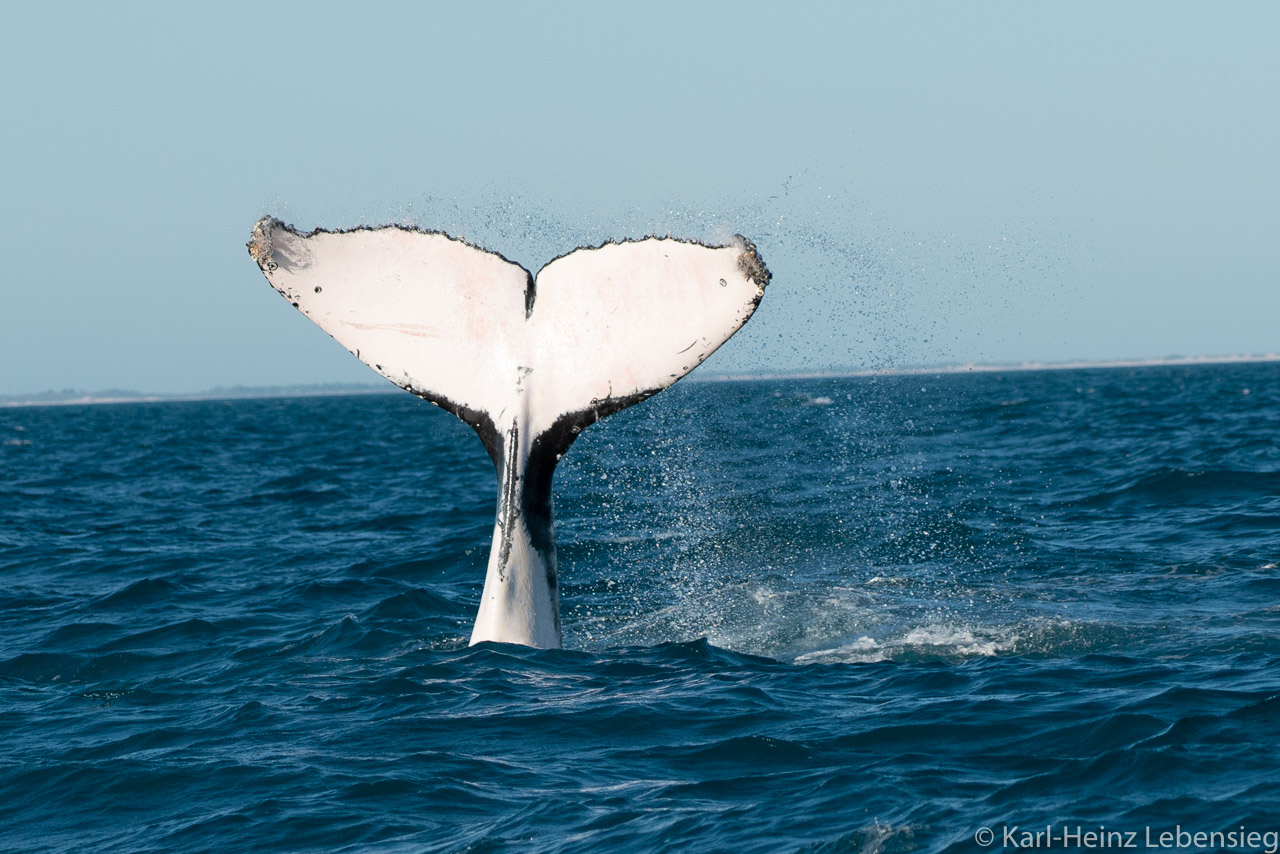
248,215,772,316
246,216,536,279
535,231,769,278
250,216,771,279
404,385,505,474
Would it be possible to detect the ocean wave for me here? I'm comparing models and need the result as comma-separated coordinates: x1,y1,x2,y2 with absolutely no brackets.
2,365,1279,852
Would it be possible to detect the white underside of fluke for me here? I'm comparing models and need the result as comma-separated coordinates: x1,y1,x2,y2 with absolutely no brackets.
248,218,769,649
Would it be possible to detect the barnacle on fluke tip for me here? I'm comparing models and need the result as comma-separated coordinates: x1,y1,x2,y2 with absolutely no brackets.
247,217,280,271
734,234,772,293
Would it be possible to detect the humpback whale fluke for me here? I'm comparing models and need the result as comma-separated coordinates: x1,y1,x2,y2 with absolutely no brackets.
247,217,770,648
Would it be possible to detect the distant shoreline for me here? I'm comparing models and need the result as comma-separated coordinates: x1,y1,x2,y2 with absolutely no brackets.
0,385,397,409
697,352,1280,383
3,354,1277,408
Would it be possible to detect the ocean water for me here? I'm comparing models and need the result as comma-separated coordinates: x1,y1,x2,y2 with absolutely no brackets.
2,362,1278,853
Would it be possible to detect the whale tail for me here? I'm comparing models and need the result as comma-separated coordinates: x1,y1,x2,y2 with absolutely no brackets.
248,217,770,648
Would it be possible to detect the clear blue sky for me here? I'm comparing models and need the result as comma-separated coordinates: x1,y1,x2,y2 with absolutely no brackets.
2,2,1276,394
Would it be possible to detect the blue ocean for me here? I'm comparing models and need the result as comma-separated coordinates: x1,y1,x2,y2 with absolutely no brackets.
3,361,1278,853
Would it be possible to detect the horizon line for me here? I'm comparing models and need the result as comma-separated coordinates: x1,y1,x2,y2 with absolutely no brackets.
3,352,1278,409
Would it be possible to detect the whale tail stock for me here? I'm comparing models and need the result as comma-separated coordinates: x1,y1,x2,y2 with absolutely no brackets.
248,217,770,648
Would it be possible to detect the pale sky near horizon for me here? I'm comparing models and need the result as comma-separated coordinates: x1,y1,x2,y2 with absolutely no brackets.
1,2,1276,395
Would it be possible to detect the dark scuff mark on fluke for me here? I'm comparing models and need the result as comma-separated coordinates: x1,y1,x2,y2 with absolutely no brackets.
523,271,537,318
495,421,521,580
